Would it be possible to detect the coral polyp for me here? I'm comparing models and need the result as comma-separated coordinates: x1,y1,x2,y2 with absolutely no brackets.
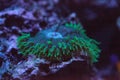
17,22,100,63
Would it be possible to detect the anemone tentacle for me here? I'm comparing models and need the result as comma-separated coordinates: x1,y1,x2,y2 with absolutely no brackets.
17,22,100,63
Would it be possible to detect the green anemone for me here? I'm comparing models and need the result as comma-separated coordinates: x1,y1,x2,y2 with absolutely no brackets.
17,22,101,63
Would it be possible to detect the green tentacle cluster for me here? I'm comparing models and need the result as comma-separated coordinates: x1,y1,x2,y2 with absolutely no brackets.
65,22,85,34
17,22,100,63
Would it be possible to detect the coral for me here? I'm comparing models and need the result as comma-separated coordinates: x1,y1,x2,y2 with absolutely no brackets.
17,22,100,63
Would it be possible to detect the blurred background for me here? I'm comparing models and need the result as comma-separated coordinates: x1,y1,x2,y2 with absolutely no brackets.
0,0,120,80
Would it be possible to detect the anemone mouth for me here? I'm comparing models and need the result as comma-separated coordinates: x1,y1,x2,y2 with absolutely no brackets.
17,22,100,63
46,32,63,39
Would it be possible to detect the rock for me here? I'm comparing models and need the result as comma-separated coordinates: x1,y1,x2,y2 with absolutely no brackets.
91,0,118,8
116,16,120,30
0,39,8,53
0,18,5,25
0,52,9,79
10,55,49,80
